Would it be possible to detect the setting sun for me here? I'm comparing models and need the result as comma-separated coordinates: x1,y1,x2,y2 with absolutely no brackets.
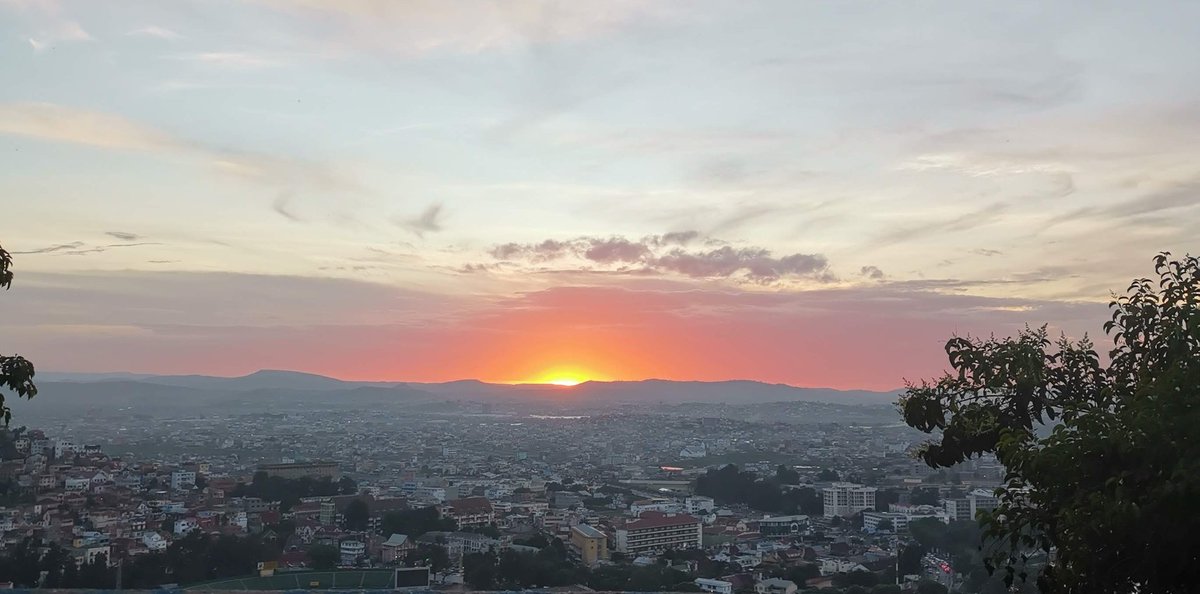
525,365,605,387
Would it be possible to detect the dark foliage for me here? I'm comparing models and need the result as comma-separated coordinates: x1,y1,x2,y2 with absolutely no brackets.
0,243,36,424
695,464,821,515
900,253,1200,594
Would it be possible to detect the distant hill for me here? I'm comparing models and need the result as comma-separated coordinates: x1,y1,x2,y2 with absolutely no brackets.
25,370,899,409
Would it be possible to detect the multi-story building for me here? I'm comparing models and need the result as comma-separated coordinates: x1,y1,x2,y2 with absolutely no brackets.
570,523,608,565
170,470,196,491
944,498,972,522
758,514,810,536
968,489,999,518
442,496,495,528
615,512,702,554
257,461,339,479
685,496,715,515
822,483,877,518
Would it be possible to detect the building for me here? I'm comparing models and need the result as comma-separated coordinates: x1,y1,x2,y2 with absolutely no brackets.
570,523,608,565
381,534,416,564
170,470,196,491
615,512,702,554
755,578,799,594
339,540,365,565
442,496,495,528
695,578,734,594
257,461,339,479
758,514,809,536
862,511,907,532
685,496,715,515
968,489,999,518
944,498,972,522
630,497,679,516
822,483,877,518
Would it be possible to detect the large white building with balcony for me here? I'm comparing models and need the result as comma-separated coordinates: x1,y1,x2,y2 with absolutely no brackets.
615,512,702,554
822,482,877,518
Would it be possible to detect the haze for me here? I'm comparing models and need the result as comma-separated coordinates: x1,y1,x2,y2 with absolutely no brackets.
2,1,1198,389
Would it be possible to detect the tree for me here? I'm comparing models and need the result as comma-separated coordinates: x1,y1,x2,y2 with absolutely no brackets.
342,498,369,531
900,253,1200,594
914,580,948,594
405,543,449,573
308,544,338,571
775,464,800,484
337,475,357,495
817,468,839,481
0,243,37,424
909,487,939,507
875,518,894,532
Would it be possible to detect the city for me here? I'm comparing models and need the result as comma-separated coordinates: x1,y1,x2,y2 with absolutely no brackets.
0,373,1013,593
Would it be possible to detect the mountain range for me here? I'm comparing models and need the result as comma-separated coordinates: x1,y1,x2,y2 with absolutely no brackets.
12,370,899,417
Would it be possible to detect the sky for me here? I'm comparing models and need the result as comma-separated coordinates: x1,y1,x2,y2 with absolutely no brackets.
1,1,1198,389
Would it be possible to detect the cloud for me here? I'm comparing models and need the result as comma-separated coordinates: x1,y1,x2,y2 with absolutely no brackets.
398,203,445,237
860,266,884,280
869,202,1009,248
28,20,91,52
0,103,175,151
272,193,302,222
971,248,1002,257
170,52,282,69
0,102,364,198
250,0,674,57
11,240,158,256
127,25,182,40
106,231,140,241
485,233,830,284
13,241,83,254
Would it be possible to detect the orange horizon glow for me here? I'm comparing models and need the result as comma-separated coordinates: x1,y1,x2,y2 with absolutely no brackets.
519,364,610,387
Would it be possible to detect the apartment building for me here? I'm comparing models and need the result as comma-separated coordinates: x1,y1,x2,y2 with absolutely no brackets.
822,482,877,518
615,512,702,554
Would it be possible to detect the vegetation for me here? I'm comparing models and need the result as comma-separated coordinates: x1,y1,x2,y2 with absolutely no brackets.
229,472,355,512
901,253,1200,593
0,243,37,424
380,506,456,538
342,498,369,531
307,544,339,571
695,464,822,515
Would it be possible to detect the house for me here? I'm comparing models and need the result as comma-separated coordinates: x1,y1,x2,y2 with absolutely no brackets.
695,578,734,594
381,533,416,564
755,578,798,594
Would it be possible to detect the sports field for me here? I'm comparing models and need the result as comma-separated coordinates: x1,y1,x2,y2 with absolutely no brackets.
184,569,397,590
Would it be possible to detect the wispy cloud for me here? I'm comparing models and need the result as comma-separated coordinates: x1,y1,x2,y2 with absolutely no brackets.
171,52,282,69
106,231,140,241
127,25,182,41
397,203,445,238
28,20,91,51
0,102,364,198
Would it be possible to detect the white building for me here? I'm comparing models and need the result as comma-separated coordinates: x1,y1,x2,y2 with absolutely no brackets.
822,483,877,518
340,540,365,565
685,496,715,515
630,498,680,516
174,518,200,535
170,470,196,491
695,578,734,594
615,512,702,554
968,489,999,518
755,578,799,594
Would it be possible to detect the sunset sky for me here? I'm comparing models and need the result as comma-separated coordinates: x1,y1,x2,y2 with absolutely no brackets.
2,1,1198,390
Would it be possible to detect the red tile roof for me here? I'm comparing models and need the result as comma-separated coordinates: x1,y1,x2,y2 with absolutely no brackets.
624,512,700,531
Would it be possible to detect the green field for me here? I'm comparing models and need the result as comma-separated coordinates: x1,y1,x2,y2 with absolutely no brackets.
185,570,397,590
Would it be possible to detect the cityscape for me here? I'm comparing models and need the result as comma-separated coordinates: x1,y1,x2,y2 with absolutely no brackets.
0,371,1010,592
2,1,1197,593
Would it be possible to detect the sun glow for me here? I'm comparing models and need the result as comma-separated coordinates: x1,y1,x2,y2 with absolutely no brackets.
526,365,603,387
